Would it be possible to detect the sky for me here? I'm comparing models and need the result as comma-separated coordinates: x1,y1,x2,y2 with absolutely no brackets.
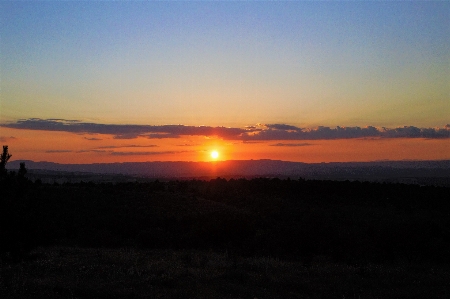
1,1,449,164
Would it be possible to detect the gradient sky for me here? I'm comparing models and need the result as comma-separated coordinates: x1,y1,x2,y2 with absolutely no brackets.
1,1,449,163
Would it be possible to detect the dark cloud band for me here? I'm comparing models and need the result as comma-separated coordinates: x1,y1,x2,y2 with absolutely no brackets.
2,118,246,140
243,124,450,140
2,118,449,140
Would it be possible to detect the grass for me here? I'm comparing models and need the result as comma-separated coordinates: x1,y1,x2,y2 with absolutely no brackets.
1,246,449,299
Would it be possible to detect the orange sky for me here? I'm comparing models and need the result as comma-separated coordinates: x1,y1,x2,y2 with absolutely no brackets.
2,127,449,164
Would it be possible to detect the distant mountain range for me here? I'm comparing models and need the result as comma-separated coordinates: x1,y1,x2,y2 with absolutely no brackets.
7,159,450,184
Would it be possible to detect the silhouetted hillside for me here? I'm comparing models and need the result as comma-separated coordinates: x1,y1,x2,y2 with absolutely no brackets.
2,177,449,264
2,175,450,298
7,159,450,185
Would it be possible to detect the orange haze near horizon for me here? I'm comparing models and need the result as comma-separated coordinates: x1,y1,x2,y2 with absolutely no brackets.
2,127,449,165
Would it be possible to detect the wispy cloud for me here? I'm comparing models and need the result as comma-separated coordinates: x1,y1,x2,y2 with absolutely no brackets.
95,145,158,149
110,150,192,156
141,133,181,139
0,136,16,142
74,148,192,157
45,150,73,153
177,143,200,147
242,140,265,144
270,143,313,147
2,118,449,141
76,149,109,154
84,137,102,141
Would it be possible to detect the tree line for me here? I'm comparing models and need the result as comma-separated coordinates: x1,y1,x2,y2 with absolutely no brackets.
1,145,449,266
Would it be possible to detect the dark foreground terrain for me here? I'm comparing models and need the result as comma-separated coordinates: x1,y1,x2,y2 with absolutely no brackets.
1,176,449,298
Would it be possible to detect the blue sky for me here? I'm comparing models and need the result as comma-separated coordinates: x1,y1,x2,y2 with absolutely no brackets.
2,1,448,128
1,1,449,163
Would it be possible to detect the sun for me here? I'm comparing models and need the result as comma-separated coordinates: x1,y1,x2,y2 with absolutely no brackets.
210,150,219,159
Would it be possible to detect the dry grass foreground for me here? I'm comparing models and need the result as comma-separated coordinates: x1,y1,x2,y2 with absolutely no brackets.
1,246,449,299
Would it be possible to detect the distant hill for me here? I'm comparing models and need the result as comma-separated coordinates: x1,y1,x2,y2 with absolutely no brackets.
6,159,450,185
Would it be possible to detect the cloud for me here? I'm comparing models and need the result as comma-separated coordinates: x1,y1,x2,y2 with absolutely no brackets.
45,150,73,153
2,118,246,140
242,124,450,140
76,149,110,154
270,143,313,147
47,118,80,122
242,141,265,144
95,145,158,149
0,136,16,142
381,126,450,138
73,147,192,156
2,118,449,141
84,137,102,141
265,124,303,131
110,150,192,156
112,133,148,140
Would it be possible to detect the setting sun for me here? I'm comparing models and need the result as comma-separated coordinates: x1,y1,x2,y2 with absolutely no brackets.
211,150,219,159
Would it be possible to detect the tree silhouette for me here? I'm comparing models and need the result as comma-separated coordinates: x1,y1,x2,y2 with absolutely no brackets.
18,162,28,184
18,162,27,177
0,145,12,177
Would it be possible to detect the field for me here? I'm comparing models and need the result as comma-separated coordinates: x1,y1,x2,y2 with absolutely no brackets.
1,177,450,298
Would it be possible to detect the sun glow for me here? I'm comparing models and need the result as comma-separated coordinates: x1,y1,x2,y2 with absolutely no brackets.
211,150,219,159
